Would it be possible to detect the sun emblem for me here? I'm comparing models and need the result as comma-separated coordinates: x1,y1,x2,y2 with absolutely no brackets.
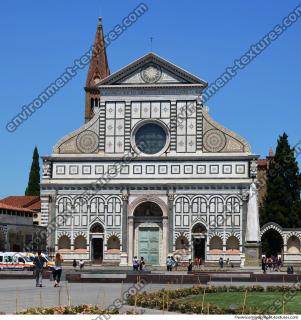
141,65,162,83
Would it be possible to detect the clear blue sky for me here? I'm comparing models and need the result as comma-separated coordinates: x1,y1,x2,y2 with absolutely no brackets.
0,0,300,199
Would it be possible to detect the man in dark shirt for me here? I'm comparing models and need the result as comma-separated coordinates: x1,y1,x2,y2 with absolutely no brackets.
33,251,47,287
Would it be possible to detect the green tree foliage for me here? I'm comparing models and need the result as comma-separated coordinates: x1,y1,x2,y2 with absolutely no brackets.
25,146,40,196
260,133,301,227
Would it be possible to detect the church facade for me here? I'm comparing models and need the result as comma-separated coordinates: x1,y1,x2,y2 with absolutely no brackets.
40,19,260,266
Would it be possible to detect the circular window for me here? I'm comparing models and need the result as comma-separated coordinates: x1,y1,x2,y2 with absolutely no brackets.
134,122,167,155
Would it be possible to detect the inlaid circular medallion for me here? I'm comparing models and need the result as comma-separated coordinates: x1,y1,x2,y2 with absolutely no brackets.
141,65,162,83
203,129,226,152
76,130,98,153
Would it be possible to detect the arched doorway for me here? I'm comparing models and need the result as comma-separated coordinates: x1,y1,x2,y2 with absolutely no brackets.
133,201,163,265
261,229,283,257
90,223,104,262
192,223,207,261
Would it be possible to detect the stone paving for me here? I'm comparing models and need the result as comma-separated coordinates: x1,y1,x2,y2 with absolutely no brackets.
0,278,192,314
0,268,299,314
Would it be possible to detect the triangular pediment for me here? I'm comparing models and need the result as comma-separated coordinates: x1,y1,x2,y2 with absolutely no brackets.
98,52,207,86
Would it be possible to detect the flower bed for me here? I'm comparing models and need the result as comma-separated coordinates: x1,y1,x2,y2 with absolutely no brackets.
127,285,301,314
17,304,119,315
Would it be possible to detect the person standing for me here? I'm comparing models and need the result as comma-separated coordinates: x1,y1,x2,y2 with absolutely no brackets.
79,259,85,271
72,259,77,270
33,251,47,287
133,256,139,271
53,253,64,287
166,256,173,271
261,257,267,274
139,257,145,271
219,257,224,268
187,259,193,272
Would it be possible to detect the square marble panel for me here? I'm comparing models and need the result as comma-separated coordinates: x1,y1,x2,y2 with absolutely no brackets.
82,165,91,175
115,102,125,118
210,165,219,174
132,102,141,119
133,165,142,174
223,165,232,174
106,103,115,119
69,165,78,175
95,165,104,174
197,165,206,174
161,102,170,118
56,166,65,175
236,164,245,174
184,165,193,174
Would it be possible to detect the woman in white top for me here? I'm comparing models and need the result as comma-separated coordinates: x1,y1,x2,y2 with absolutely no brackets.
53,253,64,287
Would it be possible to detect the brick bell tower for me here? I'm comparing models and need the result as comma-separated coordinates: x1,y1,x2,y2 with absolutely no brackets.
85,17,110,123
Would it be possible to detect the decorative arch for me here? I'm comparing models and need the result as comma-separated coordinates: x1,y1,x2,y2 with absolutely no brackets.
73,196,88,213
74,235,87,250
226,235,240,251
105,231,121,242
129,196,168,217
174,196,190,214
225,232,241,243
209,235,223,251
106,235,121,252
58,234,71,250
225,196,241,213
73,231,87,240
260,222,284,239
287,235,300,254
261,223,284,257
191,196,208,214
208,231,224,242
90,222,104,233
175,235,189,250
89,196,106,214
134,201,163,217
174,231,190,253
191,222,207,234
208,196,224,214
106,196,122,213
57,196,72,214
285,231,301,243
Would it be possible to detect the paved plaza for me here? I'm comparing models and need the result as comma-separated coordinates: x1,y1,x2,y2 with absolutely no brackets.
0,278,193,314
0,274,298,314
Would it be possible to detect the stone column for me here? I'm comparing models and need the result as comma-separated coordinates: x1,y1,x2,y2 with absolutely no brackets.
120,190,129,266
162,217,169,264
121,190,128,252
128,216,134,265
168,192,174,253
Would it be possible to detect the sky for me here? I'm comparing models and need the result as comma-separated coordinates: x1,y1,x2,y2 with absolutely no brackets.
0,0,300,199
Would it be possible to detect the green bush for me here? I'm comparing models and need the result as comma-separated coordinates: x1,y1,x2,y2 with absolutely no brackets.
18,305,119,315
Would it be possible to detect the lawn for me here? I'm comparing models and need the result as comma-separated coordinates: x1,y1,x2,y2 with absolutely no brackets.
181,292,301,314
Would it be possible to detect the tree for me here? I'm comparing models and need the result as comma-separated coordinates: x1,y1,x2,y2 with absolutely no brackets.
260,133,301,228
25,146,40,196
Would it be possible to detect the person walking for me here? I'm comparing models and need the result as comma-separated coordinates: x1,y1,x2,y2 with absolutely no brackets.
72,259,77,270
53,253,64,287
33,250,47,287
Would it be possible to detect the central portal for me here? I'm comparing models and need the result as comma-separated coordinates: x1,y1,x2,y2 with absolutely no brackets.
133,201,163,266
192,223,207,261
138,227,160,265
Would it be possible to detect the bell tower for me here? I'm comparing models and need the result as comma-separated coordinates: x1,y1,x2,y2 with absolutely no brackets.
84,17,110,123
